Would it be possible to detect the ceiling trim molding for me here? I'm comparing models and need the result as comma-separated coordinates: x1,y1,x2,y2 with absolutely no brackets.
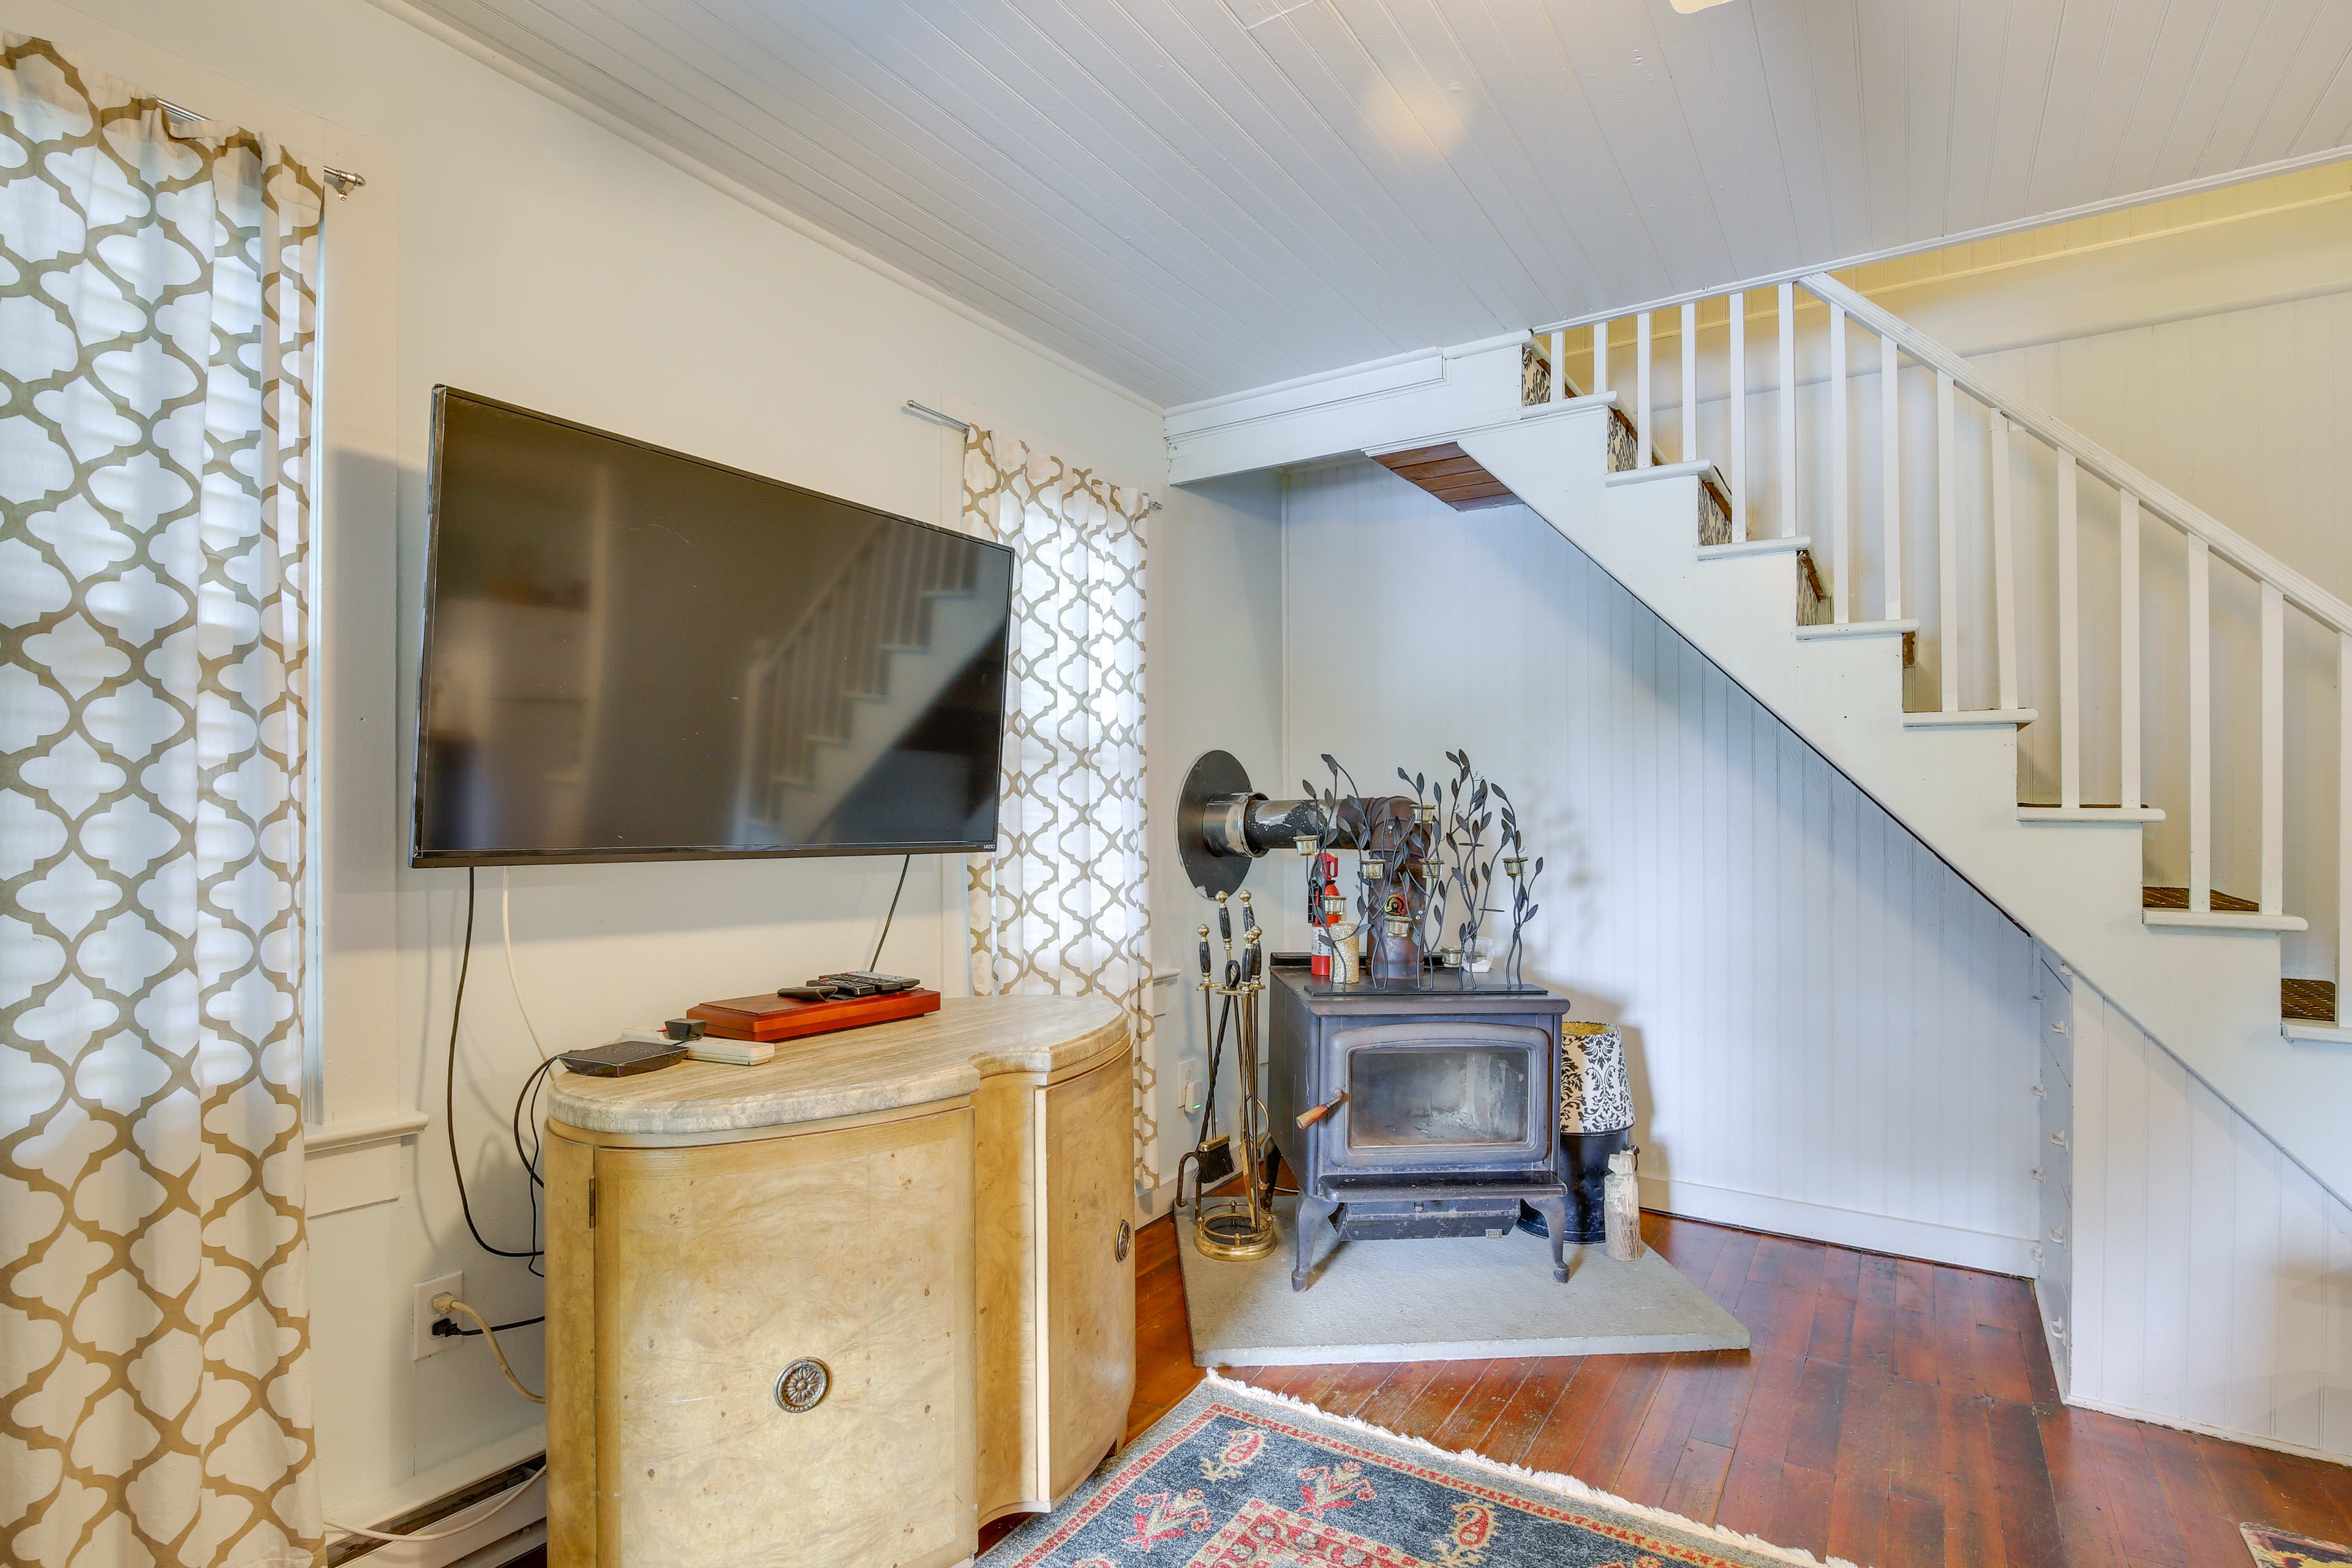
362,0,1166,420
1528,145,2352,337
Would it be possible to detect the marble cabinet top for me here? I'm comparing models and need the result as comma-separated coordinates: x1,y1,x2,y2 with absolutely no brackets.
547,993,1127,1137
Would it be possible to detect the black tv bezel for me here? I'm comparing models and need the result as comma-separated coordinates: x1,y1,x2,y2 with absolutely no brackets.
409,386,1014,869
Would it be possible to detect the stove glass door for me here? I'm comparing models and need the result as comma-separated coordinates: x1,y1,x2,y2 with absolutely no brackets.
1351,1047,1529,1147
1324,1021,1550,1169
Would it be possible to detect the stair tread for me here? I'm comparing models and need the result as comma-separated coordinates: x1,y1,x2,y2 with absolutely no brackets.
2282,978,2337,1022
2142,885,2258,914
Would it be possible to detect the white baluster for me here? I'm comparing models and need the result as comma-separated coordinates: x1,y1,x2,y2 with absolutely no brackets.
1550,329,1567,403
1828,302,1849,625
2120,494,2141,811
1637,312,1653,467
1991,412,2020,714
2057,453,2080,810
1593,319,1609,404
1681,300,1698,465
1937,372,1958,712
1881,333,1901,622
1777,282,1796,541
1728,291,1747,542
2261,581,2284,916
2339,630,2351,1024
2188,538,2212,914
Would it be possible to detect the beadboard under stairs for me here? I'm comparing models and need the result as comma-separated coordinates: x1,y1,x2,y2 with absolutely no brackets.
1164,283,2352,1207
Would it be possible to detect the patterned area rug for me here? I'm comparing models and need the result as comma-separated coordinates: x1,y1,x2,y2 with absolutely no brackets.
2244,1523,2352,1566
984,1374,1858,1567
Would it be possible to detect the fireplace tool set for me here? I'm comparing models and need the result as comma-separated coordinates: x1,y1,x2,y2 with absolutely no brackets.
1175,889,1280,1261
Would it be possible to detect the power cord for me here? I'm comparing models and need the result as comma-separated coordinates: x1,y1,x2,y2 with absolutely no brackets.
434,1293,545,1404
869,852,911,970
325,1465,546,1544
433,1313,546,1338
444,867,541,1262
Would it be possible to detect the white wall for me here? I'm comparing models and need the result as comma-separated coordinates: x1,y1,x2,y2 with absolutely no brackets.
2050,963,2352,1463
12,0,1283,1524
1142,472,1285,1213
1280,459,2043,1275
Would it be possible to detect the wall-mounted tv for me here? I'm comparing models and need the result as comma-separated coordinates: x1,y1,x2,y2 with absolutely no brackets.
411,388,1014,867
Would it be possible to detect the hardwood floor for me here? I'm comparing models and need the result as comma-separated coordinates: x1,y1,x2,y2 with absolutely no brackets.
1090,1208,2352,1568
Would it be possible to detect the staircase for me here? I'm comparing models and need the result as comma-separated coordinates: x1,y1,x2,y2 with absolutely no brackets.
1163,274,2352,1207
732,520,997,843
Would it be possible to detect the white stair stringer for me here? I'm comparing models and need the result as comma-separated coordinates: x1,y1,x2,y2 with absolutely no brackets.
1450,403,2348,1206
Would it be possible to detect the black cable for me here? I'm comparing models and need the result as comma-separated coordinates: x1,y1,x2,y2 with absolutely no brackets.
511,1058,555,1191
510,1055,557,1278
869,853,911,971
445,867,540,1261
434,1314,546,1338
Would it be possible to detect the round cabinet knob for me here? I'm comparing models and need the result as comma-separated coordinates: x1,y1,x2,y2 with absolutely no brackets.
1114,1219,1132,1262
775,1358,830,1414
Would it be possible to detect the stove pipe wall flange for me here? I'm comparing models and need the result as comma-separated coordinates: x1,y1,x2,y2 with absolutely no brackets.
1177,749,1371,898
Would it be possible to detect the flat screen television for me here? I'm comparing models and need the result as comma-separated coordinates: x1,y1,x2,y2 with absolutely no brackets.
411,388,1014,866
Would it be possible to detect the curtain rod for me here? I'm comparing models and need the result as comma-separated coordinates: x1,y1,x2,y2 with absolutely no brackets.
156,98,366,197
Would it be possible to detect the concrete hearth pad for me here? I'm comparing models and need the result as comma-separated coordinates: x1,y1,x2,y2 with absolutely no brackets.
1175,1195,1750,1366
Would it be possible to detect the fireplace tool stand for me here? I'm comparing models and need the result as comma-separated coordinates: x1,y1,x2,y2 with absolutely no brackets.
1178,891,1279,1262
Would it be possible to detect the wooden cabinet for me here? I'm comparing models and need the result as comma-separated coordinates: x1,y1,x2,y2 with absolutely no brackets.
545,997,1132,1567
594,1112,974,1568
970,1050,1140,1517
1044,1055,1137,1501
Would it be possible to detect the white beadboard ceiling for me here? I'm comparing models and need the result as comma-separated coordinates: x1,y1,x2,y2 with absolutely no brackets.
399,0,2352,407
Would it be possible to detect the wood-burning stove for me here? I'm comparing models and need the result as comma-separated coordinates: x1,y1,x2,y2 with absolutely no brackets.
1267,962,1575,1291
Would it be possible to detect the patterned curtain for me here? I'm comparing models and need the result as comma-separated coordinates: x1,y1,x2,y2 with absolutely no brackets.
960,431,1159,1193
2,37,325,1568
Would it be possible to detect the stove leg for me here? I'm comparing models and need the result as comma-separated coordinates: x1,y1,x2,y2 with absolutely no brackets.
1529,1194,1572,1282
1292,1194,1336,1292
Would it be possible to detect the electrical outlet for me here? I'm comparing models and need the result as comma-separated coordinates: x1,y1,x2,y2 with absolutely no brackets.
414,1272,463,1360
1180,1069,1201,1113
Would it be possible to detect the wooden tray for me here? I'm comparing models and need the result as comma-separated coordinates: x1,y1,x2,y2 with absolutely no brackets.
686,987,941,1043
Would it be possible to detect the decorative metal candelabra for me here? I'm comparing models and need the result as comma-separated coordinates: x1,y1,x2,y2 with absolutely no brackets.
1499,790,1544,989
1180,890,1279,1261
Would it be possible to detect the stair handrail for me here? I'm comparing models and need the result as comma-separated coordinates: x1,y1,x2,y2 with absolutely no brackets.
1798,271,2352,637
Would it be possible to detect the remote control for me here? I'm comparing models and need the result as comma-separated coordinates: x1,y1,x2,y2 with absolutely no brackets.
832,970,919,992
809,975,877,997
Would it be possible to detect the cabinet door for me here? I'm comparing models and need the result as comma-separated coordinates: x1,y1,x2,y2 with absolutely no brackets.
594,1109,974,1568
1043,1053,1136,1499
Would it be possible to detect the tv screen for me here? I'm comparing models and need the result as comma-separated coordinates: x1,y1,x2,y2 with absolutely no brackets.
412,389,1014,866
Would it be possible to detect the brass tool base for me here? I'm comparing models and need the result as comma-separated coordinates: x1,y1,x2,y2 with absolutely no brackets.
1193,1197,1279,1261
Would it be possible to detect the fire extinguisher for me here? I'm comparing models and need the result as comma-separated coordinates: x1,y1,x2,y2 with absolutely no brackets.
1309,851,1338,977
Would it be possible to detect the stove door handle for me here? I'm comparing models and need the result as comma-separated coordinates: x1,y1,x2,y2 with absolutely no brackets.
1295,1091,1347,1130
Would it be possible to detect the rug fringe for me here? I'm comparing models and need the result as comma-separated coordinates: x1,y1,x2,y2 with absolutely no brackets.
1199,1370,1869,1568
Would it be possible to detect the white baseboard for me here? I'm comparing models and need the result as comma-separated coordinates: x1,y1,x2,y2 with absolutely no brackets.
2064,1394,2352,1469
1640,1175,2039,1276
324,1423,546,1567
